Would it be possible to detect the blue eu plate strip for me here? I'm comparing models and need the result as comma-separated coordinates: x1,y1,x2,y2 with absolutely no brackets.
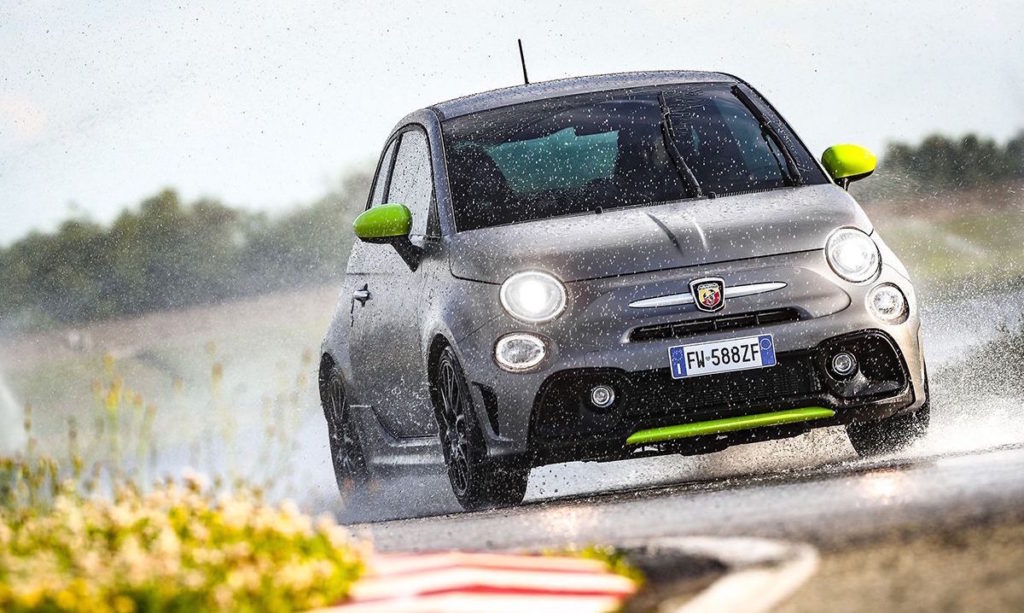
757,334,777,366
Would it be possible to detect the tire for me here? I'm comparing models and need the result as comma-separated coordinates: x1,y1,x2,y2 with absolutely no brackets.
846,403,930,457
434,346,529,510
322,367,370,496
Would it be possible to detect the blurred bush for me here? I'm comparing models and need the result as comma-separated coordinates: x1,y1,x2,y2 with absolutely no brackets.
1,355,364,612
0,168,371,329
0,472,363,612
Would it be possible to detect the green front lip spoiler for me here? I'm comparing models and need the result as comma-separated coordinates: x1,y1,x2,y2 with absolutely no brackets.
626,407,836,445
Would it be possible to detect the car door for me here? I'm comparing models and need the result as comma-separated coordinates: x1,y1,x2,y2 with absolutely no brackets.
347,126,436,438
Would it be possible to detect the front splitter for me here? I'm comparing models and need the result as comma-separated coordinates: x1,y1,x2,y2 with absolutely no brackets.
625,407,836,445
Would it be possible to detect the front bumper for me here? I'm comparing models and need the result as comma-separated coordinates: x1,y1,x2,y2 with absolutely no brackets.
452,250,928,466
527,329,915,464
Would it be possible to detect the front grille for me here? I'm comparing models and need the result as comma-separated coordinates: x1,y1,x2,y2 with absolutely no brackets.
625,356,820,419
629,308,802,342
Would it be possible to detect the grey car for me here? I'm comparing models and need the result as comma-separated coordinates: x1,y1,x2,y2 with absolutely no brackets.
319,71,929,511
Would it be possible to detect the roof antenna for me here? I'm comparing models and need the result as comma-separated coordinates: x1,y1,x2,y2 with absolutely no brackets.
517,38,529,85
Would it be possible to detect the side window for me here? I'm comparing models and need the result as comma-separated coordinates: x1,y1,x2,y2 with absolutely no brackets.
368,139,398,207
387,129,434,237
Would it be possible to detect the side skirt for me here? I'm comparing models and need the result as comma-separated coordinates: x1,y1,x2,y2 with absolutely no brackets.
350,403,445,475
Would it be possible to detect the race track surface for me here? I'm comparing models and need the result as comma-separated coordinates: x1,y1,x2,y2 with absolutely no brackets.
354,441,1024,552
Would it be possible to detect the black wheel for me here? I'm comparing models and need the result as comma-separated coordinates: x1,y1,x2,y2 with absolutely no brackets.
322,367,369,495
847,403,930,456
434,346,529,510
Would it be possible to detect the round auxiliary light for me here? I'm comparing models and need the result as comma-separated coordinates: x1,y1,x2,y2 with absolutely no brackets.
590,385,616,409
494,333,547,372
866,283,908,324
831,352,858,378
500,271,567,323
825,228,881,283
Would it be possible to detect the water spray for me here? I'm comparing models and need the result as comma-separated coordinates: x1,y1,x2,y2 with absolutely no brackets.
0,369,26,455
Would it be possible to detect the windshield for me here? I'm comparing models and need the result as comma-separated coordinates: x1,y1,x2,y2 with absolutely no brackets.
442,83,826,231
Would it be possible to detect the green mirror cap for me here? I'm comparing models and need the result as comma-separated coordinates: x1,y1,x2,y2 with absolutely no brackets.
822,144,877,182
353,203,412,242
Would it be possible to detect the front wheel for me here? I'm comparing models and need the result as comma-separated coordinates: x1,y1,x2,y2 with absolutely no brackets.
434,346,529,510
847,403,930,456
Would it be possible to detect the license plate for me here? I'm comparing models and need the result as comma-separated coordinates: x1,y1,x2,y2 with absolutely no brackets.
668,334,776,379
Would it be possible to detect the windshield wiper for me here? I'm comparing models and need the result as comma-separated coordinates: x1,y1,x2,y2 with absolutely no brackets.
657,92,703,198
731,85,802,186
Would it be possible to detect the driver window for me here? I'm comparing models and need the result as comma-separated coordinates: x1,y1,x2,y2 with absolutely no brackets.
387,128,434,237
368,139,398,208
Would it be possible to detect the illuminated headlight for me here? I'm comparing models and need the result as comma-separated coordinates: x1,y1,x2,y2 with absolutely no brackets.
495,333,546,372
825,228,881,283
499,271,567,323
866,283,908,323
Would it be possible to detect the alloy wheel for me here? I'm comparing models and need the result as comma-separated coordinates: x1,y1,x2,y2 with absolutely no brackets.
438,352,472,497
327,374,366,483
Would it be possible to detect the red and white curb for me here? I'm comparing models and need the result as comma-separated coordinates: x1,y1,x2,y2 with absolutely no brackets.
323,551,636,613
319,536,818,612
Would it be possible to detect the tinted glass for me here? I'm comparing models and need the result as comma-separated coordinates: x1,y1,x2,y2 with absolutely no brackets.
736,84,823,180
387,129,433,236
664,87,791,195
442,83,825,231
368,139,398,207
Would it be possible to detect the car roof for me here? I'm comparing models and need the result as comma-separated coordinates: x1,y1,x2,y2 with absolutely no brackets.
428,70,740,120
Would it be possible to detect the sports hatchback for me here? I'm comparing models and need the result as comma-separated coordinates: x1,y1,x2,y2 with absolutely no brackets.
319,71,930,510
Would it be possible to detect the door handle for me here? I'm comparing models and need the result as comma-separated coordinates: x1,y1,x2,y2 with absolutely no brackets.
352,285,371,306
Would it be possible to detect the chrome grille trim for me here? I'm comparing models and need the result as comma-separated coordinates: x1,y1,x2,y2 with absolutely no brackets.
628,282,787,309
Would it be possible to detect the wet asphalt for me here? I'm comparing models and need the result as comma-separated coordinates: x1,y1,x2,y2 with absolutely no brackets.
351,440,1024,552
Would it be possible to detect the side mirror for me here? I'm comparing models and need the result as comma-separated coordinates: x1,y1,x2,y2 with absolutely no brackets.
353,203,412,243
352,203,421,270
821,144,877,190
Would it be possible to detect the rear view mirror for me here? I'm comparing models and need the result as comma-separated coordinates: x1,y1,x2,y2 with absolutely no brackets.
821,144,877,189
352,203,421,270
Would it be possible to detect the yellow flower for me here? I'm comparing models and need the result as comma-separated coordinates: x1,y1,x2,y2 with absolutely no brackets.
114,594,136,613
56,589,76,609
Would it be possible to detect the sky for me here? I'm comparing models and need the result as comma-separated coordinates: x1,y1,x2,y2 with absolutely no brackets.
1,0,1022,245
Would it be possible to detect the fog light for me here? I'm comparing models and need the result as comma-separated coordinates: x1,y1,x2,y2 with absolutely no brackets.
831,352,858,378
495,333,546,372
590,385,615,409
866,283,908,323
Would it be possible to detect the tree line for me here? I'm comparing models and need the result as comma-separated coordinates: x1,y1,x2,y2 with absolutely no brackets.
0,170,370,329
868,131,1024,195
1,131,1022,328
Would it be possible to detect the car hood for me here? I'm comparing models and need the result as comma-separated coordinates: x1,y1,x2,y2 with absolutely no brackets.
447,184,872,283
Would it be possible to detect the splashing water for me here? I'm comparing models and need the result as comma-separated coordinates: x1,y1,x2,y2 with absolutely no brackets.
0,368,25,455
915,287,1024,455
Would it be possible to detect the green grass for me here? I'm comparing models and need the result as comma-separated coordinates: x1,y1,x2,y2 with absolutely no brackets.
0,285,336,485
869,202,1024,297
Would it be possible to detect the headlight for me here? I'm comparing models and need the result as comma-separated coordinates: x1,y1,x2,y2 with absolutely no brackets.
866,283,908,323
499,271,567,323
495,333,546,371
825,228,881,283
